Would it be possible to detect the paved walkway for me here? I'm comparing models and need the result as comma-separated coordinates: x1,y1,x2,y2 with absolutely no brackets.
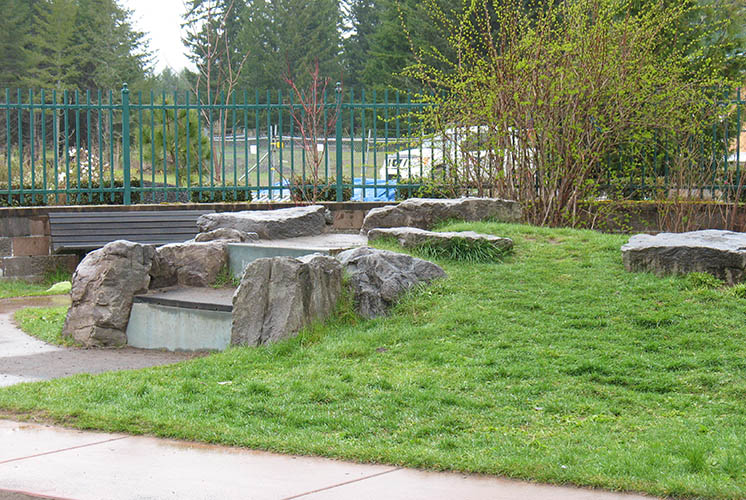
0,296,196,387
0,420,655,500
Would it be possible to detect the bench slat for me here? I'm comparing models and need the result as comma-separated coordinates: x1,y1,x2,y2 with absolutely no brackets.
52,224,201,234
49,209,216,252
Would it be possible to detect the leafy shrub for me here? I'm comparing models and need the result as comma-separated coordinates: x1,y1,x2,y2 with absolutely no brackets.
0,183,51,207
289,177,352,202
396,176,462,201
404,0,728,226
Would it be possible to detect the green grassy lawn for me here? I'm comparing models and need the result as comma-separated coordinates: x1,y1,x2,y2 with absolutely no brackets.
1,222,745,498
13,306,72,346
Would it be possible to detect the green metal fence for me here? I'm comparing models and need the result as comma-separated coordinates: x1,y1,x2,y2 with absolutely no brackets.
0,83,433,206
1,83,745,207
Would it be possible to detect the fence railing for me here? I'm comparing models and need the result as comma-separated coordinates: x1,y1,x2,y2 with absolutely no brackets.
1,83,433,206
2,83,745,207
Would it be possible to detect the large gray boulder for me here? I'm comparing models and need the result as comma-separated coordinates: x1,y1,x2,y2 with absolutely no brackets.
368,227,513,253
197,205,329,239
336,247,446,318
231,254,343,346
360,197,521,234
193,227,258,243
622,230,746,284
62,240,155,347
150,241,228,289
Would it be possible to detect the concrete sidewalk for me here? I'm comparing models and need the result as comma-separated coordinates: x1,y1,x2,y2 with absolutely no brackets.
0,296,195,387
0,420,655,500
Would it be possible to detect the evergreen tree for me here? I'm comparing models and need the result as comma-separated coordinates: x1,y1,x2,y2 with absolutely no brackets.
361,0,455,91
237,0,342,90
72,0,150,90
0,0,33,88
27,0,80,90
342,0,380,89
149,68,194,96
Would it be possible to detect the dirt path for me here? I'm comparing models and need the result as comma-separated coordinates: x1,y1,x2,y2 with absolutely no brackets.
0,296,201,387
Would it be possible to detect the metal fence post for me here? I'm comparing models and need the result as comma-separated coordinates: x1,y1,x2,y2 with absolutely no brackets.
335,82,343,202
121,83,131,205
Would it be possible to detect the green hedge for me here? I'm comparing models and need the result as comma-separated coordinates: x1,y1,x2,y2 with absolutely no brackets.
1,179,252,207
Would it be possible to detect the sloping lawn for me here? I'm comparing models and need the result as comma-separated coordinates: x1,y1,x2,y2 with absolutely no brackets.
2,222,745,499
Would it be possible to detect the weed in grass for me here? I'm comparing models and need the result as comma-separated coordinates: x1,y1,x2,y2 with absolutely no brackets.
371,232,510,263
212,265,239,289
721,446,746,480
728,283,746,298
683,272,724,290
680,442,709,474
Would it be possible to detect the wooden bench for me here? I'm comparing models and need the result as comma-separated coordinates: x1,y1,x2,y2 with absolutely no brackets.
48,210,215,252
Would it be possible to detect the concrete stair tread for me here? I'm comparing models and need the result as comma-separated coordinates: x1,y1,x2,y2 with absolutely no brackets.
135,286,235,312
229,232,367,252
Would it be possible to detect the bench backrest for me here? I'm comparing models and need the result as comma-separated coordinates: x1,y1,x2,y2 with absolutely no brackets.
49,210,215,252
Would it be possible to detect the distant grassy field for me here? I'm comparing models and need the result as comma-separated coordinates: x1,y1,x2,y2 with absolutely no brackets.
2,222,745,499
0,270,71,299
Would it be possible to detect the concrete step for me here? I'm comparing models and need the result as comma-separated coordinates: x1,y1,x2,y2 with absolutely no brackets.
127,287,235,352
227,233,366,278
127,233,367,352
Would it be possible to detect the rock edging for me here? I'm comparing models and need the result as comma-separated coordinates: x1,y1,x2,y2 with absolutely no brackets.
361,197,521,234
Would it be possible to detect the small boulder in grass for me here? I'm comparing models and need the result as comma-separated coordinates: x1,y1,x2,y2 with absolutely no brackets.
336,247,446,319
231,254,343,346
360,197,522,234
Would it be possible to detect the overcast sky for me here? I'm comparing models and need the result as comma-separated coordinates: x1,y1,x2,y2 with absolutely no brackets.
123,0,195,73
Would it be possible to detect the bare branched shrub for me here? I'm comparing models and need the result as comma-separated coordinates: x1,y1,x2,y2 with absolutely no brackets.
284,60,341,203
404,0,729,227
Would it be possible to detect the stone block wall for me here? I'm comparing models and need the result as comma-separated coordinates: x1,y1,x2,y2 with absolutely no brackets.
0,213,77,281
